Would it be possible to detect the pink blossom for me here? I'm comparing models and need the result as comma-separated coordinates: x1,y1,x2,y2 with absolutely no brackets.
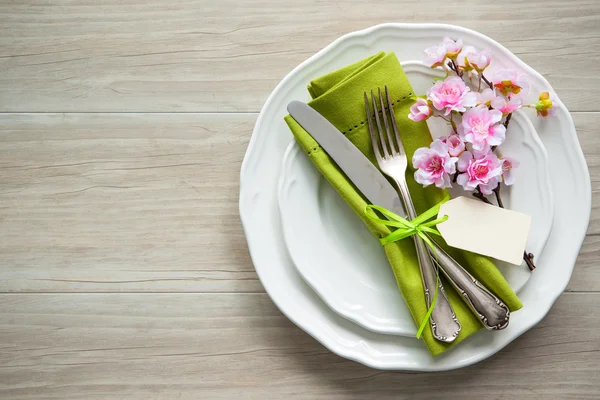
458,105,506,151
492,69,529,97
438,134,465,157
500,156,520,186
457,151,503,194
424,43,447,68
412,140,458,189
426,76,477,116
408,98,432,122
457,45,477,72
491,96,521,114
476,88,497,107
466,48,492,72
442,37,463,59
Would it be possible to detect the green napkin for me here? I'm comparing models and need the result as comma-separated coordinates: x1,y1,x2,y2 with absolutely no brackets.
284,52,522,356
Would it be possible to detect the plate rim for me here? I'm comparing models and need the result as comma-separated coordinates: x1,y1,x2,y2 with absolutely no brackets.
239,22,591,370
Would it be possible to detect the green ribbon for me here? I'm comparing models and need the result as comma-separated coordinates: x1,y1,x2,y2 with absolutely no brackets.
364,195,450,339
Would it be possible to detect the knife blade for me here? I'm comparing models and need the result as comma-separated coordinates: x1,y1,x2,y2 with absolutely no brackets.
287,100,511,331
287,100,404,215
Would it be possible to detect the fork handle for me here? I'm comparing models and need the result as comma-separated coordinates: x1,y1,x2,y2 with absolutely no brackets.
426,241,510,330
396,180,461,343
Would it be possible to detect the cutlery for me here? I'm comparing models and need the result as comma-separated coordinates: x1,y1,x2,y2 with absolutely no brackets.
289,100,458,343
365,86,510,331
364,88,461,342
287,97,510,333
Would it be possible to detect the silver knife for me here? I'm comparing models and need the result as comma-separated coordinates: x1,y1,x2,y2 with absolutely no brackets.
287,100,510,331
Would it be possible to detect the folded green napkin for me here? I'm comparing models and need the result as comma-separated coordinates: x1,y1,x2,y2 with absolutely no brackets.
284,52,522,356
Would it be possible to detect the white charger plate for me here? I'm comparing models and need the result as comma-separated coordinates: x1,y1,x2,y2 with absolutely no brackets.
278,92,553,336
239,23,591,370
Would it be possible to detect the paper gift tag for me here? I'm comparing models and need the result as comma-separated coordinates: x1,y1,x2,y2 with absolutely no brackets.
437,196,531,265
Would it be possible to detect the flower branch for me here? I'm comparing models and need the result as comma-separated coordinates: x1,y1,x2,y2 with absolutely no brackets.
472,187,491,204
503,112,513,129
410,37,562,272
481,74,493,90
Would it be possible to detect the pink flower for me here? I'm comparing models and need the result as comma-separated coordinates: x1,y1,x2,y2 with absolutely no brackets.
442,37,463,59
458,105,506,151
491,95,521,114
438,134,465,157
457,151,503,194
466,48,492,72
412,140,458,189
535,91,560,117
426,76,477,116
476,88,497,107
408,98,432,122
424,43,447,68
500,156,520,185
492,69,529,97
457,45,477,72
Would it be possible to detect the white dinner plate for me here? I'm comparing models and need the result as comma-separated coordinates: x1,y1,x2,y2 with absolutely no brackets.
239,23,590,370
277,62,554,336
278,88,553,336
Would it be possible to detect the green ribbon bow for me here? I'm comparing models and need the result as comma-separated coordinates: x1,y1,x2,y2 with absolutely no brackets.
364,195,450,339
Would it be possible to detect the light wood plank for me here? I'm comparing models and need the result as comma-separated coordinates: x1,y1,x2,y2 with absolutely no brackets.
0,0,598,112
0,113,260,292
0,292,599,399
573,112,600,235
568,235,600,292
0,112,598,292
0,0,598,395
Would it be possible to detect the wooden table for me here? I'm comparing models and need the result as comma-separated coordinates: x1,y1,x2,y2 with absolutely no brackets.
1,1,598,398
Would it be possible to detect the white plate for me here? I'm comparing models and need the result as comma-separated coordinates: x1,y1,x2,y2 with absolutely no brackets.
278,89,553,336
239,23,591,370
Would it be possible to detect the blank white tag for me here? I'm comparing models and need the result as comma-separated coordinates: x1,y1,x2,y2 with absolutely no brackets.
437,197,531,265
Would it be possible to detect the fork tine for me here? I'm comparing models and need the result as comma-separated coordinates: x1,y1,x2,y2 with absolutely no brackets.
364,91,383,162
379,87,397,155
385,85,405,156
371,89,390,158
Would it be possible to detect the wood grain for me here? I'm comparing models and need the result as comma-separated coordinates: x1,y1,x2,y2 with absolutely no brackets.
0,112,597,293
1,292,599,399
0,0,599,397
0,113,260,293
0,0,599,112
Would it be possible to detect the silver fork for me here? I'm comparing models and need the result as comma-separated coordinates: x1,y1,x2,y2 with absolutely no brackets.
365,86,510,334
365,87,461,343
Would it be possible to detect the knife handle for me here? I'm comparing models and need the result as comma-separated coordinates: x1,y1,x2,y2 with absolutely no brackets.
397,181,461,343
427,241,510,330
